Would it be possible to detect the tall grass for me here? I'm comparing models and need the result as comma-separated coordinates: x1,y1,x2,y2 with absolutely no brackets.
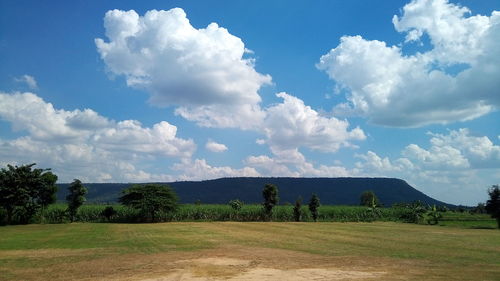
30,203,437,224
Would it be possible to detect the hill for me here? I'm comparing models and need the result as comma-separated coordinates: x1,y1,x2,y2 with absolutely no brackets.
57,177,452,207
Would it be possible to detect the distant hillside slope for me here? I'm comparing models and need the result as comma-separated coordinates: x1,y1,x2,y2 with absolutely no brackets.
57,177,452,207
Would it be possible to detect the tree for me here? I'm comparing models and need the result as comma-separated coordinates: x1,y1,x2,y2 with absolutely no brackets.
360,190,380,207
485,185,500,229
0,163,58,224
119,184,178,222
262,184,279,220
308,193,321,222
229,199,243,211
471,203,486,214
101,206,117,222
293,196,302,222
426,205,442,225
400,201,427,224
66,179,87,222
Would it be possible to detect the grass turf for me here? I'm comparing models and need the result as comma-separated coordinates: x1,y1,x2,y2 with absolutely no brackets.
0,222,499,280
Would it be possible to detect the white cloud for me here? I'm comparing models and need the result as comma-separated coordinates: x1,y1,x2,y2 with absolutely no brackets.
317,0,500,127
262,92,366,152
403,129,500,169
205,140,228,153
0,92,109,140
246,147,351,178
95,8,271,129
245,155,298,177
0,92,195,182
14,75,38,89
354,129,500,204
172,158,259,180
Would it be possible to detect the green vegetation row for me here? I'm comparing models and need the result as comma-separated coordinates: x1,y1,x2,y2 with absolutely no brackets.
1,163,499,228
0,203,488,225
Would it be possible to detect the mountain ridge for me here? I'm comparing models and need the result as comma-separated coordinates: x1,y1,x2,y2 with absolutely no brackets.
57,177,454,207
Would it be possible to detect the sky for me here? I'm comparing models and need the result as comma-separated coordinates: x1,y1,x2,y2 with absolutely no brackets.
0,0,499,205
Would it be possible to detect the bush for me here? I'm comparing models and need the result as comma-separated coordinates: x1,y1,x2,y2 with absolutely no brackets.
398,201,427,223
262,184,279,220
119,184,178,222
293,197,302,222
101,206,117,222
228,199,243,211
308,194,321,222
426,205,442,225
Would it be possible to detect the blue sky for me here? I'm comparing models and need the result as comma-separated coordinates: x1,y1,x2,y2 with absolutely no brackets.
1,0,499,205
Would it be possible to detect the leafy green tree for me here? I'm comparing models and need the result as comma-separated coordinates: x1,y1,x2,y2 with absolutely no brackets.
308,193,321,222
66,179,87,222
426,205,442,225
229,199,243,211
485,185,500,229
293,196,302,222
119,184,178,222
400,201,427,224
101,206,117,222
262,184,279,220
360,190,380,207
471,203,487,214
0,163,58,224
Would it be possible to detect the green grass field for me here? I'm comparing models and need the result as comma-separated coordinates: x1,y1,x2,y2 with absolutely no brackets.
1,222,499,280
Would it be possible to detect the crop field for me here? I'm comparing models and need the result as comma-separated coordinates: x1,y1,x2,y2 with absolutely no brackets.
35,204,413,223
23,203,496,227
0,221,499,281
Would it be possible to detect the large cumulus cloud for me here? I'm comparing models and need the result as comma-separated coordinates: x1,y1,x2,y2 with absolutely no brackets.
317,0,500,127
95,8,271,129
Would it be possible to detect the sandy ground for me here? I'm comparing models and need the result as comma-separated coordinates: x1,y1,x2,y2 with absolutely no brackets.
1,243,486,280
105,246,402,281
142,259,385,280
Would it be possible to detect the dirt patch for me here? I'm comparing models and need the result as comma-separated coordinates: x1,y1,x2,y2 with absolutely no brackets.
130,246,390,281
2,245,419,281
231,268,384,281
185,257,251,266
143,264,385,281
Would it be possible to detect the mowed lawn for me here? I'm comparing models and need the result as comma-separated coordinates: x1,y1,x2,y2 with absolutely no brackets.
0,222,499,280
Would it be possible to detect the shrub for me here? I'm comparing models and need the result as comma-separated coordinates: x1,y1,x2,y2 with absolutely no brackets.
360,190,380,207
262,184,279,221
101,206,117,222
308,194,321,222
485,185,500,229
119,184,178,222
228,199,243,211
426,205,442,225
66,179,87,223
293,197,302,222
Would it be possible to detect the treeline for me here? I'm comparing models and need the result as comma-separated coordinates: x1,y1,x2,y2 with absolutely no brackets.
32,203,436,224
1,164,499,228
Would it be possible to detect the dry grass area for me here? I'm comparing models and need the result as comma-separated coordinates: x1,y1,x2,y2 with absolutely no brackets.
0,222,499,280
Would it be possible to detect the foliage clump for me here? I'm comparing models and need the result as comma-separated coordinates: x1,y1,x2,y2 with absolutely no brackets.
426,205,442,225
262,184,279,220
360,190,380,207
0,163,58,224
485,185,500,229
293,197,302,222
119,184,178,222
228,199,243,211
308,194,321,222
397,201,427,224
101,206,117,222
66,179,87,222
